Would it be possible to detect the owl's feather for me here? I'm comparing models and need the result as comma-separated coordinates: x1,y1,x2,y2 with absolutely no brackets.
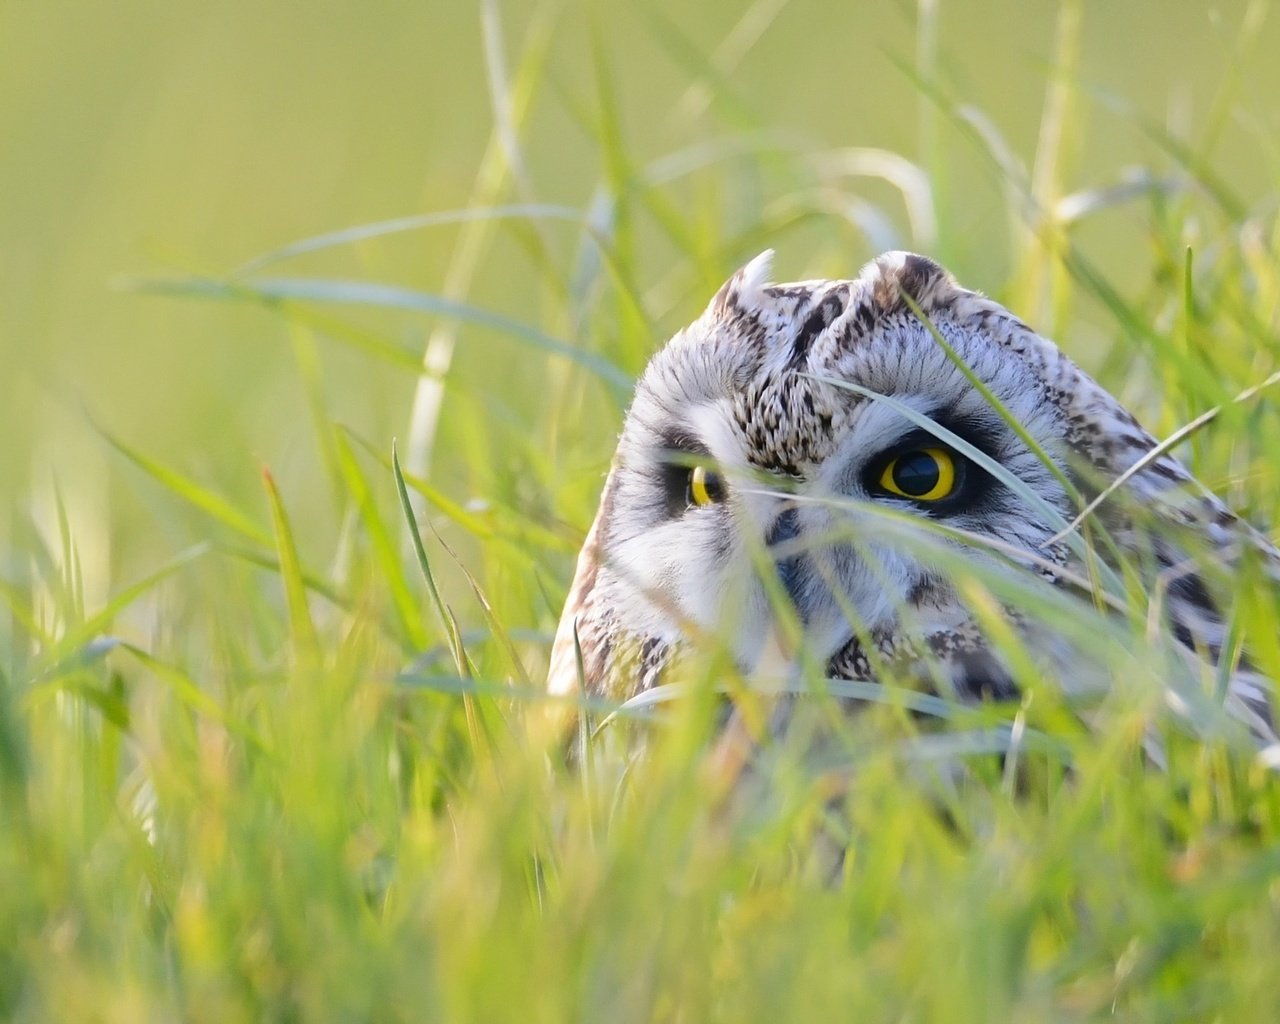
549,252,1276,746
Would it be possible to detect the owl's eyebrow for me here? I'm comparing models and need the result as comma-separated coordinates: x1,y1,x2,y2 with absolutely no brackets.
658,429,711,459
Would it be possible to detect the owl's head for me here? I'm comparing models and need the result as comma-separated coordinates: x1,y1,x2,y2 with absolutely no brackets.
549,252,1270,732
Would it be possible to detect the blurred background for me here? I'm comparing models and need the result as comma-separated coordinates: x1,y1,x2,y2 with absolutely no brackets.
2,0,1278,627
10,7,1280,1018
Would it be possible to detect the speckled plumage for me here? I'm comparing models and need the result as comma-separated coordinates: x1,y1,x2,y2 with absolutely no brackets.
549,251,1276,744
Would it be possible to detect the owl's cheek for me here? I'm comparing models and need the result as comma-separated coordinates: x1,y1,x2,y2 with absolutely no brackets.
608,515,765,651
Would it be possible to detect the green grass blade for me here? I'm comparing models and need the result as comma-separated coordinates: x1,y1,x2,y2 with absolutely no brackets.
216,543,349,610
1046,365,1280,547
231,204,582,278
351,427,576,553
33,543,213,674
261,468,321,665
426,512,532,687
124,274,632,393
0,579,51,649
333,428,428,650
392,442,456,661
98,423,271,546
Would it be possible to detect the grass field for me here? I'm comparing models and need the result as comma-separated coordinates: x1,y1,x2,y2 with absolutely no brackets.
4,1,1280,1019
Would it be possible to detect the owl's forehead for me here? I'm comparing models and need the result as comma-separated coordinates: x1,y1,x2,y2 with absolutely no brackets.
633,252,1057,475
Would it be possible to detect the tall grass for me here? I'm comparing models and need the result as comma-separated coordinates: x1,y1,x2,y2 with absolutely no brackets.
4,2,1280,1020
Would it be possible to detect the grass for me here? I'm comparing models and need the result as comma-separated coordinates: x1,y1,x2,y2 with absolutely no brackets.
4,1,1280,1020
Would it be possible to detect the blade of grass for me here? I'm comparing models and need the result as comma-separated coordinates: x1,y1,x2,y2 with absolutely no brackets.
274,304,424,371
98,422,271,546
640,7,759,131
0,580,51,649
350,427,576,553
392,442,459,671
287,321,346,515
394,671,628,718
426,514,531,688
124,274,631,394
604,679,960,734
118,641,270,755
916,0,945,258
32,543,213,675
261,468,320,666
333,428,428,650
1046,365,1280,547
892,289,1136,597
216,543,349,610
890,49,1232,397
231,204,582,278
405,5,556,486
1023,0,1082,332
1077,81,1247,222
50,481,84,623
810,148,937,250
899,293,1083,507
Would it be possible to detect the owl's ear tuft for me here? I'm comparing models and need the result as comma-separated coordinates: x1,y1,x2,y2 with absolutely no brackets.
708,249,774,319
865,251,958,316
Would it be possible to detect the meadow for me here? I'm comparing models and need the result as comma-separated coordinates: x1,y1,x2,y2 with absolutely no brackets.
4,1,1280,1019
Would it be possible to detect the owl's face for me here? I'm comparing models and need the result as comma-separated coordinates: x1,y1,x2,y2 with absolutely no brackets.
549,252,1267,727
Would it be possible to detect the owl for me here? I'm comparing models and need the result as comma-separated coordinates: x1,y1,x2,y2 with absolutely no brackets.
548,251,1276,750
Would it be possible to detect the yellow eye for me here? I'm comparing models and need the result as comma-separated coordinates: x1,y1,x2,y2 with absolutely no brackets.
878,447,957,502
687,465,725,507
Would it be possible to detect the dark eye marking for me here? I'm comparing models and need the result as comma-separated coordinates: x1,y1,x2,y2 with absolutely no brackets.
658,430,724,518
